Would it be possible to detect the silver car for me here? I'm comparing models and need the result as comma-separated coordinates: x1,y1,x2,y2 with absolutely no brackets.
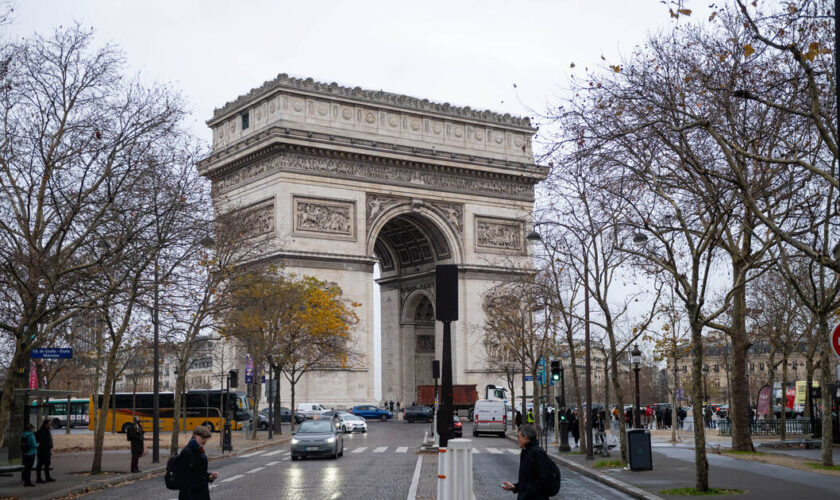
290,419,344,460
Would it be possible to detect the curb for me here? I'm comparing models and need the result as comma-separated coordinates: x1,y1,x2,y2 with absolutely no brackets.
505,433,663,500
48,436,291,499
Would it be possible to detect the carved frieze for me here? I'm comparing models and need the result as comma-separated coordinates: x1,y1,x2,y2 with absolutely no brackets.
416,335,435,353
220,199,275,238
211,150,534,201
293,196,356,240
475,216,525,254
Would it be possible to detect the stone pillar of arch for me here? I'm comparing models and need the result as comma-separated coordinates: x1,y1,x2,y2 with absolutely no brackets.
197,74,546,407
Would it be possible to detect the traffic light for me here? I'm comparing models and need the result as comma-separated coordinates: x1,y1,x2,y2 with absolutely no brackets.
550,360,561,381
229,369,239,388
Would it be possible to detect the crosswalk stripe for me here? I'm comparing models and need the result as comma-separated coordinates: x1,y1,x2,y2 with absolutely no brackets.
351,447,368,453
221,474,244,483
506,449,519,454
373,446,387,453
266,461,280,466
396,446,408,453
239,451,265,458
246,467,265,474
264,449,285,456
486,448,503,454
472,449,480,454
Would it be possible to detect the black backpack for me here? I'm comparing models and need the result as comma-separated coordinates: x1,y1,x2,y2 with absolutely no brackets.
540,448,561,496
164,448,193,490
20,435,31,454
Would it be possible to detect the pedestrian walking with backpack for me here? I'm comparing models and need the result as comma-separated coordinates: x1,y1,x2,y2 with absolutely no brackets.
20,423,38,487
501,424,561,499
169,426,218,499
35,419,55,483
127,416,145,473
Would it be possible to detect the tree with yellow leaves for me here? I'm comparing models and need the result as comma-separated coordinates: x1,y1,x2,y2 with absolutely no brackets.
222,270,358,436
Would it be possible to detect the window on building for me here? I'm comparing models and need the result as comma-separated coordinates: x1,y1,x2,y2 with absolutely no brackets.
759,362,764,371
241,112,250,130
713,364,719,373
750,363,754,371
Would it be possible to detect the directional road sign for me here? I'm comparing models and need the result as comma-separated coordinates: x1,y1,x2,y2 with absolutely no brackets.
30,348,72,359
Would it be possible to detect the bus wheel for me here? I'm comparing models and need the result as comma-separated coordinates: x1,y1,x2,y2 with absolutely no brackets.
121,422,132,434
52,418,62,429
202,422,215,433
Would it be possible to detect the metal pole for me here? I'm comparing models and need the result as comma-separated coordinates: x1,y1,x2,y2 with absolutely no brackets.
584,250,593,460
268,363,273,440
152,265,160,463
437,321,453,448
634,366,641,429
559,366,570,451
835,0,840,183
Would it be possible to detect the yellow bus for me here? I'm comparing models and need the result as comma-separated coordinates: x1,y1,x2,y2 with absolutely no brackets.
89,390,251,433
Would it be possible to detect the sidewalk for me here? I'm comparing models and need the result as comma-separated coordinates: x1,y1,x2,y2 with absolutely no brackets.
509,431,840,499
0,431,290,500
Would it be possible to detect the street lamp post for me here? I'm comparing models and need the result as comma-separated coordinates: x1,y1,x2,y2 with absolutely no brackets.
632,344,642,429
558,363,570,452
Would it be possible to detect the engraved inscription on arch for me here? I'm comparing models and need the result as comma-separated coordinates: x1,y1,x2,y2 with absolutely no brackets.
475,216,524,254
293,196,356,241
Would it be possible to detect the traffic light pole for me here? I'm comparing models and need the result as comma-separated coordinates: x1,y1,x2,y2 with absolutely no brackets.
436,320,453,448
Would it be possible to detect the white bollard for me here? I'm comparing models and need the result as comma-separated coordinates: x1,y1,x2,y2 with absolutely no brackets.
437,439,476,500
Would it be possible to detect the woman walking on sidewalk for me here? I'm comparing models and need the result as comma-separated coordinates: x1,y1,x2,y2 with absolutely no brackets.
35,419,55,482
127,417,145,473
20,423,38,487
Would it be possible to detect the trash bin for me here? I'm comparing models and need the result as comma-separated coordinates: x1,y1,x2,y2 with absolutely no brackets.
626,429,652,470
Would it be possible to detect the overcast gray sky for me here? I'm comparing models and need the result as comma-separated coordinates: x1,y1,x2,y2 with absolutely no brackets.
7,0,705,143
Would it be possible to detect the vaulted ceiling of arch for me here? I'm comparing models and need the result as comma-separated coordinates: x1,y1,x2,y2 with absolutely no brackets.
373,214,450,271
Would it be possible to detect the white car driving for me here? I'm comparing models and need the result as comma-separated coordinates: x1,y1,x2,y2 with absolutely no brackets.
321,410,368,433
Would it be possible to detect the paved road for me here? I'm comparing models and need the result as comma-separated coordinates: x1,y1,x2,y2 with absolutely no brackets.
85,421,630,499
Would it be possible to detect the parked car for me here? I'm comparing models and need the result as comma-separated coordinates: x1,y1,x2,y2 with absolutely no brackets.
320,410,368,433
351,405,393,421
716,405,729,419
452,415,462,437
256,407,305,428
404,406,433,423
290,419,344,460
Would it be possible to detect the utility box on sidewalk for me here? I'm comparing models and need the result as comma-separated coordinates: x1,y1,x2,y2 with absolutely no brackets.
626,429,652,471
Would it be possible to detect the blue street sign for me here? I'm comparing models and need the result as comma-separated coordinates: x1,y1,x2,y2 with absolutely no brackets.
31,348,72,359
525,375,533,381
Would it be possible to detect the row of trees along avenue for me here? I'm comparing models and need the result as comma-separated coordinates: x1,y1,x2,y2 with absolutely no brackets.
0,22,359,473
510,1,840,492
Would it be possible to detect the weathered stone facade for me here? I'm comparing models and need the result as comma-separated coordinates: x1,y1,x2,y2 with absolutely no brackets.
197,74,545,406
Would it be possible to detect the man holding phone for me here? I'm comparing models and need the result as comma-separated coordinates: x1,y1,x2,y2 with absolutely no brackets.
501,424,556,499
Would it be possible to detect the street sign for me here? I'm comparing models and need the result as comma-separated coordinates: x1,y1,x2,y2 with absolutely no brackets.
831,322,840,359
525,375,533,381
245,354,254,384
31,348,72,359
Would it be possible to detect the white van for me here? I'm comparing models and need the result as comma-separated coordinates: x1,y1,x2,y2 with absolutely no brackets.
472,399,507,436
296,402,328,419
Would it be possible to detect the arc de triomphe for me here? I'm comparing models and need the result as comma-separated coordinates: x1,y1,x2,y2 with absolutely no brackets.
197,74,545,406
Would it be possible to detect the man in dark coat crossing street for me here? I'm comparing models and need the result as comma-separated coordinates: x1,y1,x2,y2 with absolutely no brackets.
176,426,219,500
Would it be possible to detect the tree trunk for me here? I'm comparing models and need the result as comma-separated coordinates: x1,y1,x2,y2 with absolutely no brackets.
289,374,297,433
604,360,611,432
672,358,679,442
170,362,188,454
0,342,29,450
728,258,755,452
689,317,709,491
609,349,628,462
274,365,282,435
251,369,262,440
780,358,788,442
91,353,118,474
818,311,833,466
566,333,586,453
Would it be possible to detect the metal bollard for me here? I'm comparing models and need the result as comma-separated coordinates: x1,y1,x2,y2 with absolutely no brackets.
437,438,476,500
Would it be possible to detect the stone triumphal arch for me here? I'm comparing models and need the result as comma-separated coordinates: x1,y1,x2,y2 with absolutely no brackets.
197,74,545,406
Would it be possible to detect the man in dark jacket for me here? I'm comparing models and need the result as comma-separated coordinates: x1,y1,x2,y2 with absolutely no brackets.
502,424,554,499
177,426,219,500
35,419,55,482
127,416,144,473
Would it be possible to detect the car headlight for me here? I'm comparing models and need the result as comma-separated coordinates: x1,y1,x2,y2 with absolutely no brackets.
326,437,335,443
291,438,299,444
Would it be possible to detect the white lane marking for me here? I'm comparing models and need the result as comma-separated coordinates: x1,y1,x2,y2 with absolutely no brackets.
263,449,285,456
239,451,266,458
506,449,519,454
266,461,280,466
221,474,245,483
471,449,480,454
351,447,368,453
396,446,408,453
209,484,217,490
373,446,388,453
406,455,423,500
486,447,503,454
246,467,265,473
